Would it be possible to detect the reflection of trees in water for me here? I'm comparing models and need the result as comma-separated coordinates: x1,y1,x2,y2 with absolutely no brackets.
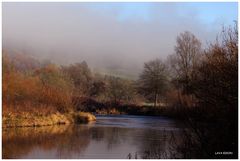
90,127,132,149
54,126,92,158
91,126,181,158
89,126,183,159
90,127,104,141
140,129,168,158
2,125,91,159
129,129,183,159
3,124,184,159
3,126,66,158
3,125,134,159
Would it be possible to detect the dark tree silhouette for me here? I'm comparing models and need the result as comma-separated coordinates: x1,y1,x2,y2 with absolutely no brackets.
169,31,202,94
138,59,168,107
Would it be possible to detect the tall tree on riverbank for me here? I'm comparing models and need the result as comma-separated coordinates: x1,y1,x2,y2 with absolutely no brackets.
138,59,168,107
169,31,202,94
167,31,202,107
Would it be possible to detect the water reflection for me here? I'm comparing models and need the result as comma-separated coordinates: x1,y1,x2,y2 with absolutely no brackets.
3,115,182,159
3,125,91,159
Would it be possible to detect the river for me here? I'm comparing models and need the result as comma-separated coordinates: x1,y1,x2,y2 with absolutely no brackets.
2,115,184,159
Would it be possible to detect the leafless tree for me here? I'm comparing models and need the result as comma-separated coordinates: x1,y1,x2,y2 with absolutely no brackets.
138,59,168,107
61,61,92,96
169,31,202,94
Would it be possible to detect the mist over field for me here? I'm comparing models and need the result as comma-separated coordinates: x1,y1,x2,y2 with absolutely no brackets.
2,2,237,78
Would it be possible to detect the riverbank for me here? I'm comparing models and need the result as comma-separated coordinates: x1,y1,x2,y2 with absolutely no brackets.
94,105,167,116
74,97,179,118
2,111,96,128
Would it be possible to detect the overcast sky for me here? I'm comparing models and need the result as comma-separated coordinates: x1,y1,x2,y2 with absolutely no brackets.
2,2,238,78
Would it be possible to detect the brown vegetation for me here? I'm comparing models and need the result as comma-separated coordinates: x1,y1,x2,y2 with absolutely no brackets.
162,24,238,158
2,22,237,158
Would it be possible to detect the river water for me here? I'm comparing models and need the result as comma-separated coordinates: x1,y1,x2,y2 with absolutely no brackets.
2,115,183,159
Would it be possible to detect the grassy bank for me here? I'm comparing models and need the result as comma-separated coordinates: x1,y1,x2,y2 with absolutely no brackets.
3,111,96,128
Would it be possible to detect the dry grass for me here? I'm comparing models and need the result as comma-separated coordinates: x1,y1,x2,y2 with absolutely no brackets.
2,112,71,128
3,104,96,128
96,108,122,115
2,103,57,116
72,112,96,124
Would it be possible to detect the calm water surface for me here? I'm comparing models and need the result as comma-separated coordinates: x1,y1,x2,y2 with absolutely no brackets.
3,115,183,159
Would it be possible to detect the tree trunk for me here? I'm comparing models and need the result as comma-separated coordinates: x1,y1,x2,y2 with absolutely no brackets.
177,89,182,106
154,93,158,108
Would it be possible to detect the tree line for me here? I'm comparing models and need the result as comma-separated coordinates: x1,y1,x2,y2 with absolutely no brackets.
3,23,237,113
2,52,142,114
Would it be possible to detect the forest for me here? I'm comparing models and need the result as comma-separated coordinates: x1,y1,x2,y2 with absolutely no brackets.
2,23,238,158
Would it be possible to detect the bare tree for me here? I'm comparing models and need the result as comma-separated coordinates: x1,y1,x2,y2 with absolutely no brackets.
106,76,137,104
138,59,168,107
169,31,202,95
61,61,92,96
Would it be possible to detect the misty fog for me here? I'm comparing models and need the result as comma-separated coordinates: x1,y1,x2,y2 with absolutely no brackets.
2,2,237,79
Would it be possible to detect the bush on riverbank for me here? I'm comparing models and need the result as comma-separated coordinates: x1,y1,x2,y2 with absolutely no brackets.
72,112,96,123
3,54,74,114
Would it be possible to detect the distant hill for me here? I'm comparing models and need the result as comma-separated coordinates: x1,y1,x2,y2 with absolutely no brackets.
3,48,141,80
